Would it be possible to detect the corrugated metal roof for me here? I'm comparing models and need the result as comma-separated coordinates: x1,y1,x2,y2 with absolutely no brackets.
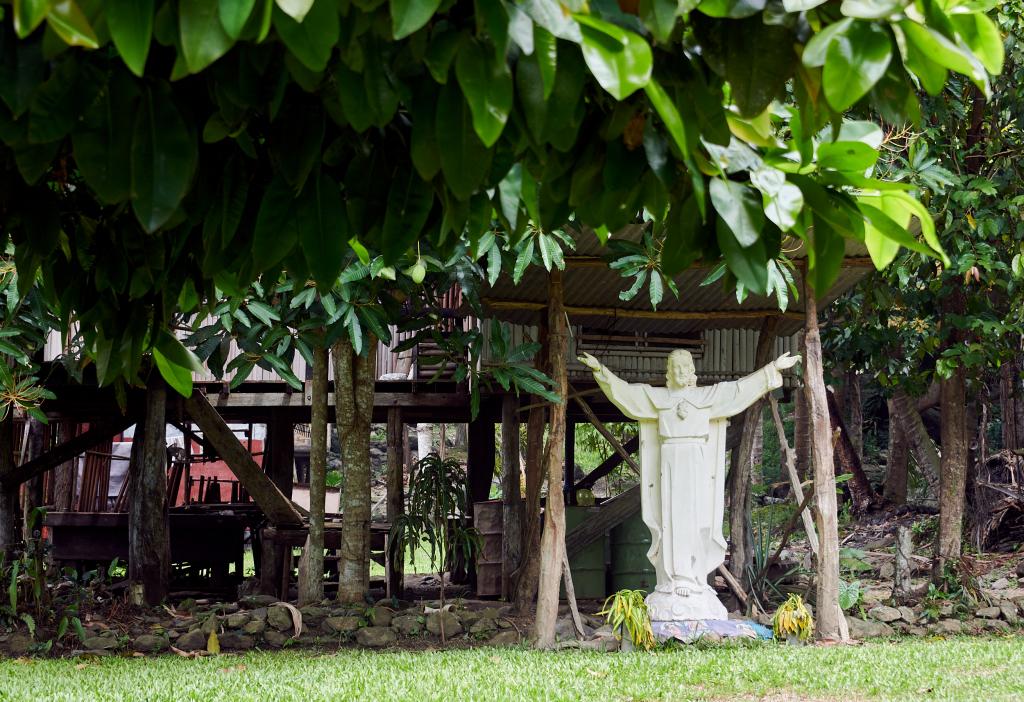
480,226,871,337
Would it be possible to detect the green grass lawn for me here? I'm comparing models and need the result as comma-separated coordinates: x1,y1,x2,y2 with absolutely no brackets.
1,637,1022,701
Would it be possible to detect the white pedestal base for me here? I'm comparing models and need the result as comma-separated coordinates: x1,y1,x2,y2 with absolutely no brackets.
645,586,728,623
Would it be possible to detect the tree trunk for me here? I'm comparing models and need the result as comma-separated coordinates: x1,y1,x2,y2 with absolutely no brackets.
500,394,522,600
933,367,968,581
999,358,1024,450
534,269,568,649
883,399,909,505
803,282,843,641
416,424,432,462
825,389,879,514
890,389,940,497
0,414,21,555
129,375,170,606
728,318,777,588
842,370,863,460
298,345,329,606
334,336,378,603
513,321,548,612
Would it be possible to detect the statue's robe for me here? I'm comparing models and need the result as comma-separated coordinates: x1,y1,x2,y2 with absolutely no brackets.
594,365,782,619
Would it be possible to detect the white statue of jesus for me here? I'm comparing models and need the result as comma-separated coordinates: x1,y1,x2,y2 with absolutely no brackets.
579,348,800,623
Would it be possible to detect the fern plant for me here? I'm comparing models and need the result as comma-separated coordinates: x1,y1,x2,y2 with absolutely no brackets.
389,452,480,641
598,589,656,651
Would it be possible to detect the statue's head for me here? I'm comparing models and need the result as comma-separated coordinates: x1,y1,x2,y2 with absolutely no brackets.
666,349,697,389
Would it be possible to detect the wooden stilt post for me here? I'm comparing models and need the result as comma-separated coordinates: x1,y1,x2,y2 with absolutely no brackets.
769,395,819,555
500,395,522,600
386,407,405,599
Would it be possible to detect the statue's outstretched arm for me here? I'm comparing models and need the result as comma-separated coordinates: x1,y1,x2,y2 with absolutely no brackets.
710,353,799,418
578,352,656,420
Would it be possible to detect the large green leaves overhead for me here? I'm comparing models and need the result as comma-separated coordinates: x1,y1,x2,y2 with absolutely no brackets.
72,70,139,203
391,0,442,40
219,0,257,39
297,172,348,290
107,0,154,76
709,178,764,248
576,15,652,100
252,176,301,272
179,0,235,74
273,0,338,71
130,83,197,233
436,80,491,201
381,167,434,262
823,20,892,111
455,39,513,148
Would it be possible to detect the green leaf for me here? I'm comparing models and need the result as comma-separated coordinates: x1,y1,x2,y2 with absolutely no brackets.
643,77,691,156
750,167,803,232
801,18,853,69
640,0,679,43
716,217,768,295
662,195,704,275
273,0,338,72
275,0,314,22
268,100,324,193
575,14,652,100
382,167,434,263
436,80,491,201
107,0,154,76
297,172,348,290
699,0,766,18
721,18,796,118
252,176,301,271
709,178,764,247
219,0,256,39
839,0,901,19
898,20,987,94
72,70,139,203
46,0,100,48
156,330,205,373
179,0,235,73
14,0,51,38
29,56,105,143
534,25,557,99
823,20,892,111
948,12,1003,76
817,141,879,173
391,0,441,40
411,84,440,180
130,83,197,233
455,40,513,147
807,215,845,294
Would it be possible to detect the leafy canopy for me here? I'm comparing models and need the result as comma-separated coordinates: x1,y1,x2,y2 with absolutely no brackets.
0,0,1003,390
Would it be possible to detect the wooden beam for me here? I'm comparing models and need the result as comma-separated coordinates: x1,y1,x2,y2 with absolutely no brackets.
483,299,802,322
570,384,641,478
769,395,819,555
518,388,601,414
565,484,640,558
574,435,640,491
184,392,303,526
1,419,133,488
563,256,875,269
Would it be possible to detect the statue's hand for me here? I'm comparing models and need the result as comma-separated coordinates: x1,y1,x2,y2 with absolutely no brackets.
578,352,602,372
774,352,801,371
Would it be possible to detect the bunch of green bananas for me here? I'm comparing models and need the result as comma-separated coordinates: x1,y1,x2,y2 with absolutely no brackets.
772,594,813,642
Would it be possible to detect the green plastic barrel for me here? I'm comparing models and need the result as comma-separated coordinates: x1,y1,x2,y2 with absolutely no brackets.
610,511,656,594
562,505,606,600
